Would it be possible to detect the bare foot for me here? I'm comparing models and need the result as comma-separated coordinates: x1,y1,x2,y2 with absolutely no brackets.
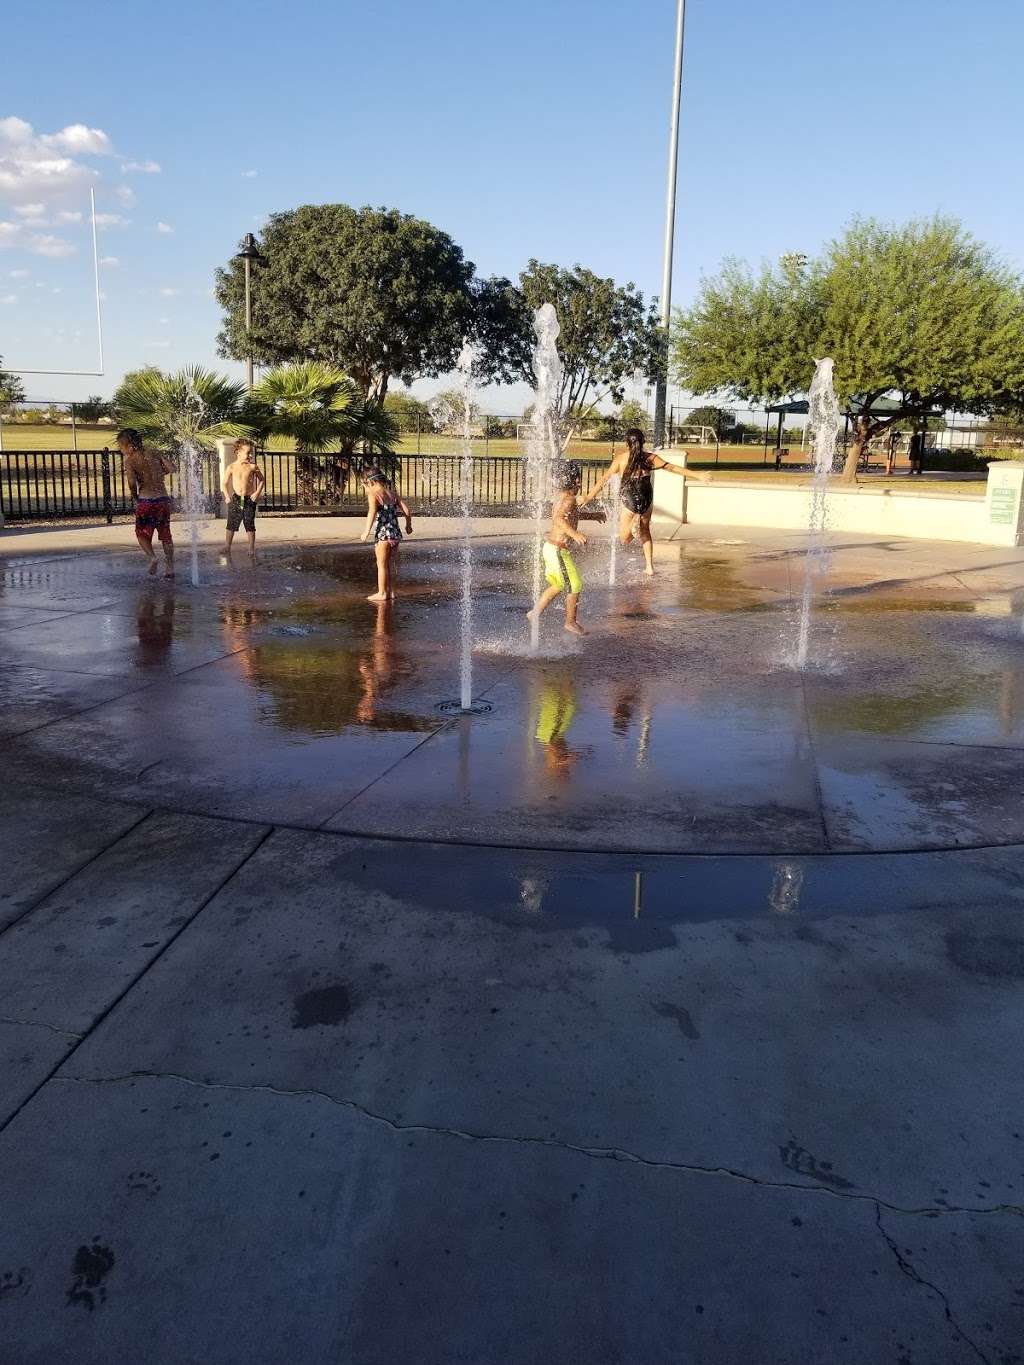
643,567,655,578
526,608,539,623
146,559,158,576
367,592,388,602
565,622,586,636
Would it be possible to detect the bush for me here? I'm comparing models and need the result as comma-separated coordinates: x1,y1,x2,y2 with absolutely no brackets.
921,449,991,472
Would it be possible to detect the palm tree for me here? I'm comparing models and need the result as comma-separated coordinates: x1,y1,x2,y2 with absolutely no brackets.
113,365,249,449
248,362,398,505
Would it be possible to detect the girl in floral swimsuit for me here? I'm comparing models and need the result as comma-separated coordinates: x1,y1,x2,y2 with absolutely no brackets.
359,469,413,602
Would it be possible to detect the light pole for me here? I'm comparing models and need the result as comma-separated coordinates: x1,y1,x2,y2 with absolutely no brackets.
653,0,687,449
234,233,267,390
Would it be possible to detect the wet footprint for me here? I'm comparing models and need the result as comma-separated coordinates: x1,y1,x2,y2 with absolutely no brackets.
66,1240,115,1311
0,1267,31,1299
127,1170,161,1196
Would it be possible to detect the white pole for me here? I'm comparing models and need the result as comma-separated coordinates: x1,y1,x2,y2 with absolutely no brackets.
653,0,687,447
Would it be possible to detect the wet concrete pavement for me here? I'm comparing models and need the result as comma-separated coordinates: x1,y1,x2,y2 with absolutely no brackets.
1,524,1024,1362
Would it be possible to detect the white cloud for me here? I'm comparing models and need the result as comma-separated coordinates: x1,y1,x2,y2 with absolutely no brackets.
30,234,76,258
0,293,16,305
159,286,180,296
159,315,170,324
156,221,173,234
8,268,29,278
44,124,112,156
55,209,82,223
115,185,136,208
14,202,46,218
144,339,172,348
94,212,129,229
122,160,161,174
0,117,110,200
99,255,118,267
241,169,257,178
0,221,21,246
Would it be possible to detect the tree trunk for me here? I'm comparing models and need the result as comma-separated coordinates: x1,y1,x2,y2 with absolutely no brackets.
840,418,869,484
296,446,319,506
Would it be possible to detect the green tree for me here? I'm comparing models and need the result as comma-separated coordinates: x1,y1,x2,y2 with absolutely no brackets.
111,367,164,422
113,366,248,448
383,390,432,430
428,389,481,434
248,362,397,504
215,205,489,404
493,262,663,422
672,217,1024,482
74,395,109,422
617,399,651,433
685,404,731,437
0,360,26,416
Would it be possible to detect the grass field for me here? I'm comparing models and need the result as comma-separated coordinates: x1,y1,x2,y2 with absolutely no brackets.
0,424,839,465
0,425,989,510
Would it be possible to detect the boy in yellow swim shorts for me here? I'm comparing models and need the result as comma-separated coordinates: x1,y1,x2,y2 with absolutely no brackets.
527,461,587,636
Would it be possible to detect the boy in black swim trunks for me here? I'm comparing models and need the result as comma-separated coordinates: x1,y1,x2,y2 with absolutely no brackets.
221,438,265,565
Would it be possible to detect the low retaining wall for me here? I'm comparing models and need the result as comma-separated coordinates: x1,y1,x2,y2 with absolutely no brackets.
653,463,1024,547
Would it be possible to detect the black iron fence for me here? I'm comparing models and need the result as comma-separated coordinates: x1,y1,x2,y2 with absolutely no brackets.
0,449,612,523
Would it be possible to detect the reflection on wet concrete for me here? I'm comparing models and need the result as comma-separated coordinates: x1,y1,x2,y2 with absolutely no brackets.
135,592,175,666
4,533,1024,850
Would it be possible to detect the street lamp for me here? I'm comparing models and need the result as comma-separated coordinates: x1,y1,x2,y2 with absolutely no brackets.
234,232,267,390
653,0,687,449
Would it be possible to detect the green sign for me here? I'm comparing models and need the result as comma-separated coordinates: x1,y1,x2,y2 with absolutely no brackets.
989,485,1019,526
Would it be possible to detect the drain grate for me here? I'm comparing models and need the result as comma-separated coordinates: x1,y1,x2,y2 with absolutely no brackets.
435,700,494,716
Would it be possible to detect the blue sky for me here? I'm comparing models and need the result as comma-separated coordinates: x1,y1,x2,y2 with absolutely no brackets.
1,0,1021,410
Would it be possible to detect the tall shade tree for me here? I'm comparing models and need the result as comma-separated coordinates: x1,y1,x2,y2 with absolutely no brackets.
673,217,1024,481
489,262,663,422
216,205,497,405
112,366,248,448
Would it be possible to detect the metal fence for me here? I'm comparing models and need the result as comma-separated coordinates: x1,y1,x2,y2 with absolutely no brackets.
0,449,611,523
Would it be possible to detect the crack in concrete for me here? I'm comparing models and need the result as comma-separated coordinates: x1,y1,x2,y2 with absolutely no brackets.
0,1015,83,1040
57,1070,1024,1222
874,1203,992,1365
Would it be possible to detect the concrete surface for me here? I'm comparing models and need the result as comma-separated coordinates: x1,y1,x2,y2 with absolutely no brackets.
2,523,1024,1363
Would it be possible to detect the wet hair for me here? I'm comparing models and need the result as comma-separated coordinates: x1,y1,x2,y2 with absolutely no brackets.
233,437,255,455
362,468,393,489
623,428,648,483
117,428,143,451
552,459,582,493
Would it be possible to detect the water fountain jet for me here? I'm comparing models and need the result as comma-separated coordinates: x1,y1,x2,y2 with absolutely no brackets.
794,357,842,669
526,304,564,648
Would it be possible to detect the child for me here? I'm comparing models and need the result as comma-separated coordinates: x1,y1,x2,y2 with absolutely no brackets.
221,438,266,565
359,469,413,602
527,460,587,636
578,427,712,577
119,428,176,579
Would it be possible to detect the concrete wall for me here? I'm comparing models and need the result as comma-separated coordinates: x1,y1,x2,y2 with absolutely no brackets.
652,463,1024,547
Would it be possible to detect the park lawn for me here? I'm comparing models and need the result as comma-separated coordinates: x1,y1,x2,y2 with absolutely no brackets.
0,426,987,498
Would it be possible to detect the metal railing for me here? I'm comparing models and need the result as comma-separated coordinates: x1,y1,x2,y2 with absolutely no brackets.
0,449,612,523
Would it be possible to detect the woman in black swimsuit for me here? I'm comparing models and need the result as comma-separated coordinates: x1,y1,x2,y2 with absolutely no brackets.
579,428,710,577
